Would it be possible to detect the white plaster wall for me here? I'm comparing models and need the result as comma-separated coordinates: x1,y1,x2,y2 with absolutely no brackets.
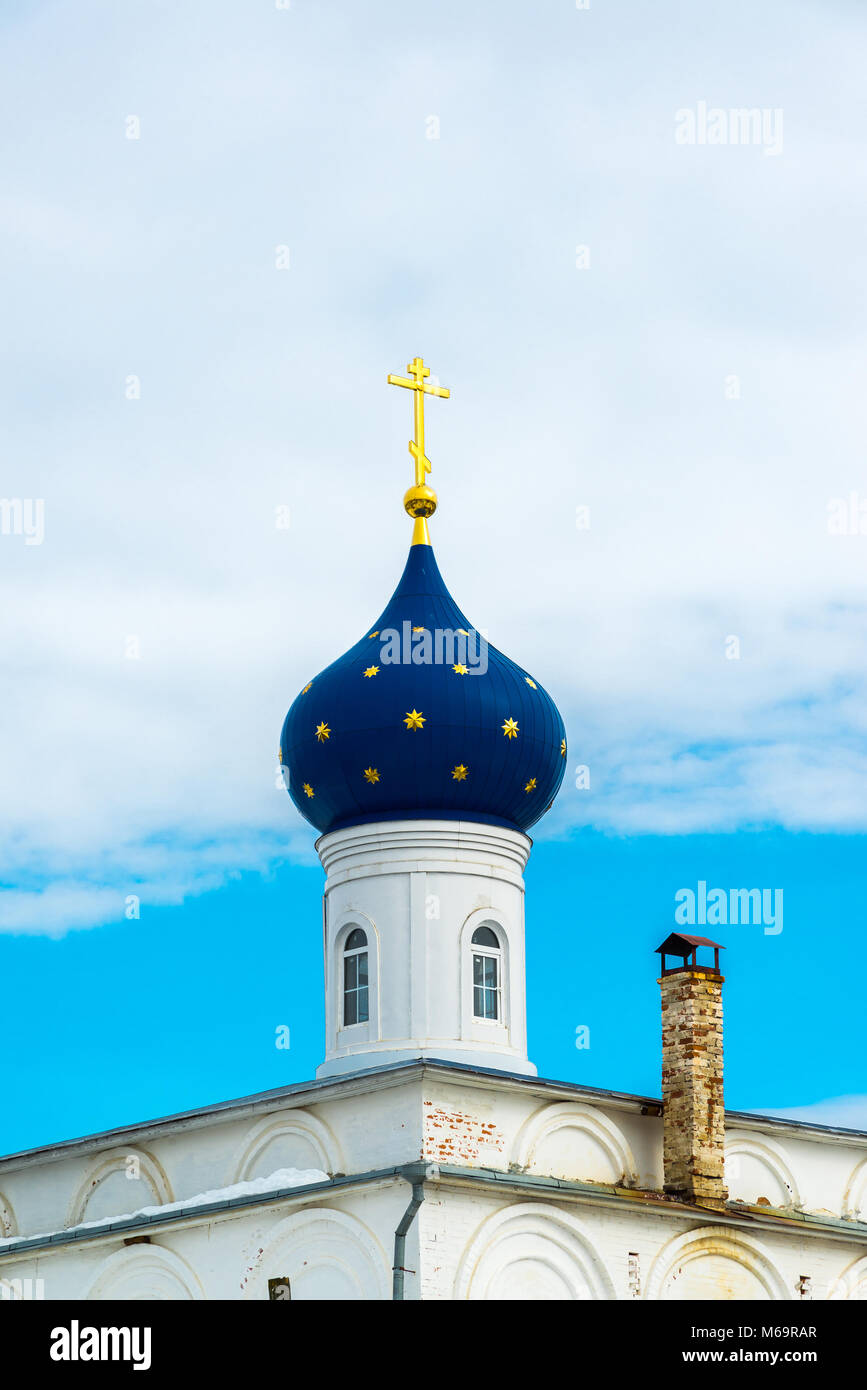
316,821,534,1076
0,1083,419,1242
419,1186,867,1302
0,1187,401,1302
1,1068,865,1300
2,1072,865,1242
3,1178,865,1303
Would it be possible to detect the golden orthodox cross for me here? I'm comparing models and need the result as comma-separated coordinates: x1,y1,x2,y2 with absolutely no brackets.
387,356,450,488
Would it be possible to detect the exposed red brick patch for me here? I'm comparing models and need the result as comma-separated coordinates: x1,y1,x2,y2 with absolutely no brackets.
422,1101,505,1165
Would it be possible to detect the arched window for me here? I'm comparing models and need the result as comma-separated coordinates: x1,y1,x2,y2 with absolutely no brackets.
343,928,369,1026
471,926,501,1021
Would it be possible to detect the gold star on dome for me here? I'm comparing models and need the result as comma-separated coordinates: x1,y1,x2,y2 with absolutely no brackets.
363,665,379,678
404,709,426,730
524,677,537,689
452,764,468,781
457,628,470,636
452,662,468,675
303,782,314,798
363,767,380,784
560,738,566,757
502,717,519,740
524,778,537,793
368,631,379,639
277,748,282,764
412,625,426,634
315,721,331,743
301,682,312,694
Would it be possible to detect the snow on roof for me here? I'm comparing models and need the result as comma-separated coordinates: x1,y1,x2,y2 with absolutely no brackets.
0,1167,328,1253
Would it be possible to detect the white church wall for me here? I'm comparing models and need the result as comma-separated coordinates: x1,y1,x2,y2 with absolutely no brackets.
1,1067,865,1300
421,1082,511,1169
316,821,534,1077
600,1107,664,1190
511,1102,640,1186
0,1185,401,1302
0,1191,17,1238
725,1131,800,1210
450,1198,618,1300
67,1147,174,1227
830,1253,867,1300
799,1137,866,1219
83,1244,206,1301
4,1071,867,1244
312,1081,424,1174
1,1167,865,1301
725,1124,867,1220
225,1110,343,1183
419,1183,867,1301
237,1197,393,1301
419,1075,658,1190
0,1089,392,1247
843,1155,867,1221
644,1226,791,1301
0,1166,69,1244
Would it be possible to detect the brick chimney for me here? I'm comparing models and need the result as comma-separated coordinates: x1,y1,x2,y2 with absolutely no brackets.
655,933,727,1212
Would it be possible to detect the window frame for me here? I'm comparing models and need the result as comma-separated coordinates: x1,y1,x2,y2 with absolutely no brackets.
471,926,503,1024
342,928,369,1028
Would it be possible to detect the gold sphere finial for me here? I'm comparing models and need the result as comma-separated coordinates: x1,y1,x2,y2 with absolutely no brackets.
403,484,437,519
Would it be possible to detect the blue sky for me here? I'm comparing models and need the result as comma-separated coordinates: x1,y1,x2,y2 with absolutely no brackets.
1,0,866,1152
4,829,866,1154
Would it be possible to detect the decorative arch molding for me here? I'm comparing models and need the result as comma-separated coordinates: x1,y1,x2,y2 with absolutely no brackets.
645,1226,791,1302
0,1191,17,1238
331,906,379,958
84,1244,205,1301
228,1109,342,1185
828,1253,867,1301
843,1156,867,1220
329,907,381,1050
459,907,514,958
67,1148,173,1229
511,1102,639,1187
725,1130,802,1210
454,1201,616,1301
241,1206,390,1301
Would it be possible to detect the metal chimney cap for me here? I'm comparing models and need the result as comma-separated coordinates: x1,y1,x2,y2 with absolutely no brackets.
655,933,725,957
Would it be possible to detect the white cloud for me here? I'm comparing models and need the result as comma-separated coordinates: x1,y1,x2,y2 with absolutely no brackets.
2,0,867,931
758,1096,867,1133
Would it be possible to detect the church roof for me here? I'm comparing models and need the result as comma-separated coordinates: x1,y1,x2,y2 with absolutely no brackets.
279,539,567,835
279,353,567,837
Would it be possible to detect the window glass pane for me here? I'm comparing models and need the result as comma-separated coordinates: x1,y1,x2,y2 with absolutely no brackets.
343,950,369,1027
344,988,358,1027
473,955,500,1020
471,926,499,948
346,927,367,950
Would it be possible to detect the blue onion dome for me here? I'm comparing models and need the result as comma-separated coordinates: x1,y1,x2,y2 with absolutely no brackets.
279,354,567,836
279,536,567,836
